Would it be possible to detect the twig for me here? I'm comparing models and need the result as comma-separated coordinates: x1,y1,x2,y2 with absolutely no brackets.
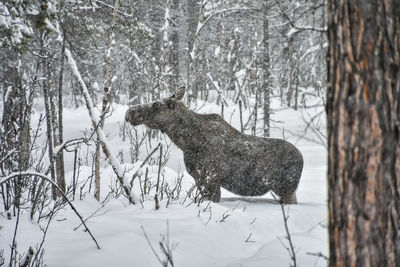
141,226,162,264
230,202,240,212
280,202,297,267
9,200,21,266
20,247,34,267
0,172,101,249
141,221,176,267
0,149,16,166
239,100,244,133
141,143,162,169
130,142,162,192
219,211,231,223
73,203,109,231
32,212,53,264
154,144,163,210
245,233,255,243
306,251,328,261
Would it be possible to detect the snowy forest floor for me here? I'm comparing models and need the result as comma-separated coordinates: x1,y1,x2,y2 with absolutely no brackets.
0,95,328,267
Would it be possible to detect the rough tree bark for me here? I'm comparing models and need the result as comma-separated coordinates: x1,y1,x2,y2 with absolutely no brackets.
327,0,400,266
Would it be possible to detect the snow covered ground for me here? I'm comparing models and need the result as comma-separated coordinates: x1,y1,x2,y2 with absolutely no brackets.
0,95,328,266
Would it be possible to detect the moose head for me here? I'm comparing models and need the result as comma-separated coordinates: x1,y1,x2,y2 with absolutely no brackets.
125,87,185,129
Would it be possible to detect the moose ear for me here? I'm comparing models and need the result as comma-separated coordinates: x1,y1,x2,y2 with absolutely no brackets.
170,86,185,101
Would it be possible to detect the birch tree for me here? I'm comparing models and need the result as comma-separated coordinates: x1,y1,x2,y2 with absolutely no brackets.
95,0,120,201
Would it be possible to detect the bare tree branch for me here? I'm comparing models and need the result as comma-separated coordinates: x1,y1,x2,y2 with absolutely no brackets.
0,171,101,249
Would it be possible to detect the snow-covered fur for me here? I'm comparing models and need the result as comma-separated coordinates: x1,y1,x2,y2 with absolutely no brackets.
125,88,303,204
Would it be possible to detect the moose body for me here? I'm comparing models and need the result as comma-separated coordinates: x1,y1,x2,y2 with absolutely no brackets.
125,89,303,203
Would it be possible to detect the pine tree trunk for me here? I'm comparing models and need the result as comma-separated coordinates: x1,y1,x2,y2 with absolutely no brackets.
327,0,400,266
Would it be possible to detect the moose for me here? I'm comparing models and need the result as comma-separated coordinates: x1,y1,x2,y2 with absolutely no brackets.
125,88,303,204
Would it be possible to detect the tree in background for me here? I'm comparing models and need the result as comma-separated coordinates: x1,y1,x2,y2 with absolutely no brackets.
262,0,270,137
0,0,41,210
327,0,400,265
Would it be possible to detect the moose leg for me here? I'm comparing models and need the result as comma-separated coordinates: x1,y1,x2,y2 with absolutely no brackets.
185,159,222,202
280,191,297,204
194,174,221,202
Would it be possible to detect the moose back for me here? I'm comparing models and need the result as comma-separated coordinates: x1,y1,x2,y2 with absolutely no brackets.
125,88,303,204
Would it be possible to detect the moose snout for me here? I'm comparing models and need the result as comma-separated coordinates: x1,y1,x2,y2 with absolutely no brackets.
125,107,142,126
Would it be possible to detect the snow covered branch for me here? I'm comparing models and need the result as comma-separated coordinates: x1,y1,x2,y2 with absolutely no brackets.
93,0,133,18
273,0,327,33
64,47,140,205
196,7,255,37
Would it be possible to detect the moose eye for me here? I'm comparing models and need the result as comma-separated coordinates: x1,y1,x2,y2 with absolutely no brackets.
152,102,161,109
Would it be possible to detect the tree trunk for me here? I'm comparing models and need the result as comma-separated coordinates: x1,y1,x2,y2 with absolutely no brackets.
228,29,240,92
327,0,400,266
186,0,200,102
1,54,30,212
1,54,31,172
249,27,257,96
262,2,270,138
43,55,57,200
57,34,66,193
286,35,299,109
292,57,299,110
161,0,172,93
217,20,225,104
170,0,180,90
49,76,65,195
94,0,120,201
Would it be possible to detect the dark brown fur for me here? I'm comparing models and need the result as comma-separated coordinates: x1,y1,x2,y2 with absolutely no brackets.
125,89,303,203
